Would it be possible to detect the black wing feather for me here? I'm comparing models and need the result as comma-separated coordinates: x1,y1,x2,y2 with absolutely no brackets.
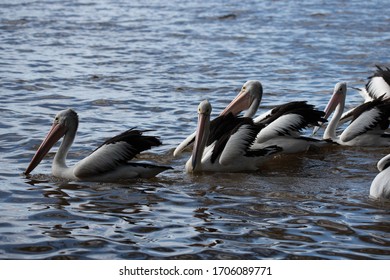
210,117,264,163
93,128,162,161
259,101,326,128
366,65,390,99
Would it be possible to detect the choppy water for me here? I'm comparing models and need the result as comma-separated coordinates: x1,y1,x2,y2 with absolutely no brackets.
1,0,390,260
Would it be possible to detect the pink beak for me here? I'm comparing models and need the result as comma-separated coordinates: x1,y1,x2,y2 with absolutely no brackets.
191,112,209,171
219,88,252,116
323,91,343,120
25,122,67,175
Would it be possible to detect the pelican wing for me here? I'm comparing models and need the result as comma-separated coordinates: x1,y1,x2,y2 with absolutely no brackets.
256,114,304,143
357,88,373,102
340,104,390,142
73,129,162,178
217,122,261,165
256,108,325,143
254,101,312,124
253,108,274,123
366,66,390,100
339,107,357,125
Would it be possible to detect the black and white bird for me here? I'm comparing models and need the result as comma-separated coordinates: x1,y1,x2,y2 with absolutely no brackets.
25,109,172,181
185,100,281,173
221,83,328,153
174,80,263,157
370,154,390,199
320,82,390,146
357,65,390,102
340,65,390,124
176,80,326,156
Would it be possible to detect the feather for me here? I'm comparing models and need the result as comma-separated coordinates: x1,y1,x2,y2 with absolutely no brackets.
218,123,261,165
73,129,162,178
365,65,390,100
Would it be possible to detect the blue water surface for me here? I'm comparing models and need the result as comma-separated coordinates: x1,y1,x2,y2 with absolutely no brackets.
1,0,390,259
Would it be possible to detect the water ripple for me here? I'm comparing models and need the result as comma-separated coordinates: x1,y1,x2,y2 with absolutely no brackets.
1,0,390,260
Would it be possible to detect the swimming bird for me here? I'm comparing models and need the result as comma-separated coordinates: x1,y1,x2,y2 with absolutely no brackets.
186,100,281,173
217,83,328,153
174,80,263,157
339,65,390,125
370,154,390,199
175,80,325,156
25,108,172,181
356,65,390,102
321,82,390,146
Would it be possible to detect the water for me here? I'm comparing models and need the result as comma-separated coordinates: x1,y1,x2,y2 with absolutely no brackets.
1,0,390,260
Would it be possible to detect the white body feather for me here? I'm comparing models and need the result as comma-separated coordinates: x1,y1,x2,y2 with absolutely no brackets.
370,154,390,199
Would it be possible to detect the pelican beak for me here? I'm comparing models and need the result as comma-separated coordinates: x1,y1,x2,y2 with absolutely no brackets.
220,87,252,116
191,111,209,171
323,89,342,119
311,125,321,136
25,122,67,175
312,88,343,136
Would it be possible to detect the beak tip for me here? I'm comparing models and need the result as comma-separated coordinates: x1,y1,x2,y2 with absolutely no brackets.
24,163,36,176
191,158,197,171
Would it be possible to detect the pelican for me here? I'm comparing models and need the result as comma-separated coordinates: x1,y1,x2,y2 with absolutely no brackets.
25,109,172,181
370,154,390,199
216,83,329,154
339,65,390,125
174,80,262,157
252,101,329,153
357,65,390,102
186,100,281,173
321,82,390,146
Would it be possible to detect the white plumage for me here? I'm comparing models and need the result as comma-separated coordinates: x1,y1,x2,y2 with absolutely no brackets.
339,65,390,125
370,154,390,199
174,80,263,157
340,108,383,142
219,124,258,165
185,100,280,173
322,82,390,146
25,109,171,181
255,114,303,143
253,101,328,153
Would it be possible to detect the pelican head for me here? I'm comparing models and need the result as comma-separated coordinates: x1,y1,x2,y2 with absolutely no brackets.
220,80,262,118
312,82,347,136
25,109,78,175
186,100,212,173
377,154,390,172
323,82,347,119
